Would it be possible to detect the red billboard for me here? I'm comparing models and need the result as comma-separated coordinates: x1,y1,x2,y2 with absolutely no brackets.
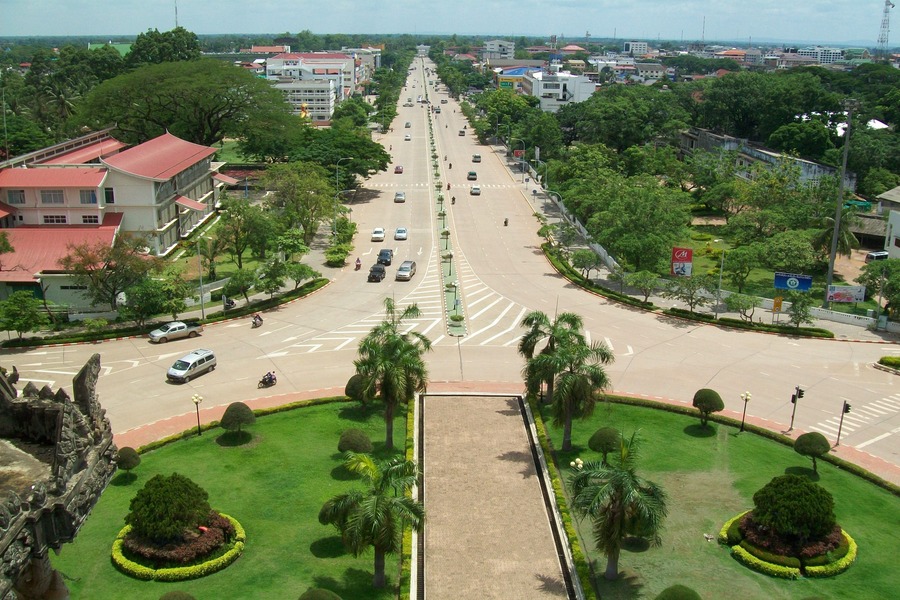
671,247,693,276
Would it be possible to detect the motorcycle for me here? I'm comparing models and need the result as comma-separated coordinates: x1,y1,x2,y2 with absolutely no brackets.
258,372,277,388
504,218,509,227
355,258,362,271
251,314,263,328
223,297,236,310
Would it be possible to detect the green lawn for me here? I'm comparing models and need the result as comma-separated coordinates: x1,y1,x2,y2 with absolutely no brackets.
52,401,407,600
214,140,246,165
544,402,899,599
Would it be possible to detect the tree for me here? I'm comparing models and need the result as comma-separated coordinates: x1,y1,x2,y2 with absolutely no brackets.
126,27,201,67
218,198,267,269
794,432,831,474
530,338,615,451
723,245,760,293
692,388,724,428
785,291,816,328
222,269,255,304
624,271,660,303
663,275,715,313
518,311,586,404
262,162,336,243
569,433,668,580
77,59,290,146
588,427,621,466
256,260,286,298
751,474,835,545
193,235,228,281
724,293,761,322
284,262,321,290
571,249,602,279
767,121,834,160
0,291,50,339
345,373,375,409
220,402,256,434
125,473,211,544
857,258,900,315
121,278,168,328
318,453,425,588
60,234,162,309
275,229,311,261
116,447,141,474
811,208,859,260
355,299,431,450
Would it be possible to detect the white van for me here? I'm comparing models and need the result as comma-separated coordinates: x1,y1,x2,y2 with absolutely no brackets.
865,251,889,263
167,349,217,383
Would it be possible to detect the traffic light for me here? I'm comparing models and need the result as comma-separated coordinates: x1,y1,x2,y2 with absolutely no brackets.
797,388,805,399
843,402,851,414
791,394,797,404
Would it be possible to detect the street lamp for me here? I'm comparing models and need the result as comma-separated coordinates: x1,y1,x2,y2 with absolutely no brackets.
191,394,203,436
739,391,751,432
335,157,352,195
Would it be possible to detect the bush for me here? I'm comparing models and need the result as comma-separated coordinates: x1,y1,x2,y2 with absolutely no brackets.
220,402,256,433
324,244,352,267
691,388,724,427
655,584,702,600
338,428,373,453
794,432,831,473
878,355,900,369
731,545,801,579
751,474,836,544
587,427,620,464
298,590,343,600
125,473,211,544
738,540,801,568
159,593,196,600
116,447,141,472
123,511,235,565
805,531,858,577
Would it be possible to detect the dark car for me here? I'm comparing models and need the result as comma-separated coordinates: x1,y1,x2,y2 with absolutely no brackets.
368,264,386,282
377,248,394,265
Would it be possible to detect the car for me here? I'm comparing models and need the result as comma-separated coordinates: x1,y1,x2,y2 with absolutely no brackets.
467,171,478,181
149,321,204,343
403,102,414,107
394,191,406,203
459,129,466,136
394,227,408,240
434,107,441,113
394,165,403,174
404,134,412,141
440,99,448,104
405,122,411,128
377,248,394,265
470,186,481,196
368,264,386,282
167,349,216,383
371,227,385,242
396,260,417,281
865,251,890,263
472,154,482,162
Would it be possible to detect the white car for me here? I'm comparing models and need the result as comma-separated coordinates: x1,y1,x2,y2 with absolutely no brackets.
470,185,481,196
394,227,408,240
371,227,385,242
404,134,412,141
394,191,406,203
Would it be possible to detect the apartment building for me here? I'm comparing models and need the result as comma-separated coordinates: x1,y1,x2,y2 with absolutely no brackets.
521,63,597,113
483,40,515,60
623,41,649,56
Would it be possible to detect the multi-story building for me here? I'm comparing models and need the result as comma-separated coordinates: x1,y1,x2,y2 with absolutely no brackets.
483,40,515,61
797,46,844,64
635,63,666,80
266,52,359,114
521,63,597,113
623,41,649,56
272,78,337,122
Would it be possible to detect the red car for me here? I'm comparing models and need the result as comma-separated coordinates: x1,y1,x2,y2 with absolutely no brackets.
394,165,404,174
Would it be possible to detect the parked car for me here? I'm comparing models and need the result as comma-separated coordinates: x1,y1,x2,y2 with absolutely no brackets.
167,349,216,383
467,171,478,181
371,227,385,242
396,260,417,281
394,191,406,203
394,165,404,174
368,264,386,282
377,248,394,265
470,186,481,196
148,321,203,343
394,227,408,240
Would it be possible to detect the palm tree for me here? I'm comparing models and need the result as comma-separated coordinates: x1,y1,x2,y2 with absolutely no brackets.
355,298,431,450
529,338,614,451
569,433,668,580
319,452,425,588
518,310,586,404
812,207,860,259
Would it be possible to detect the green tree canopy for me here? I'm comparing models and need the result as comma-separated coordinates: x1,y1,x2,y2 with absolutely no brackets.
751,474,835,544
691,388,724,427
794,432,831,474
0,291,50,339
126,27,201,67
125,473,211,543
220,402,256,433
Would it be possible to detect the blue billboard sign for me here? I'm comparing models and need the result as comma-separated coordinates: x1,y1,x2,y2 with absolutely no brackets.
774,272,813,291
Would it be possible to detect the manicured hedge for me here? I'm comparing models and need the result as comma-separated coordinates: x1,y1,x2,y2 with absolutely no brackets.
731,545,801,579
878,356,900,369
717,511,749,545
111,513,245,581
543,246,655,311
805,531,858,578
738,540,802,569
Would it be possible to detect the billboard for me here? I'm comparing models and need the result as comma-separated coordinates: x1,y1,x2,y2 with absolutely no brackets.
774,272,813,291
826,285,866,303
671,247,693,276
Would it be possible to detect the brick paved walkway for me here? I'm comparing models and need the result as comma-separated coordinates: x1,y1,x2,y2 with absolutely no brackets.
421,395,569,599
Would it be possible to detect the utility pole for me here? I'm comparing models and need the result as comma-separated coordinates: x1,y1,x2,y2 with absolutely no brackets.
788,385,804,432
824,100,856,308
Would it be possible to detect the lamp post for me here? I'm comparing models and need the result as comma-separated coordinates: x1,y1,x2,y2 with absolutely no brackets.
739,391,751,432
824,99,857,308
335,157,352,195
191,394,203,436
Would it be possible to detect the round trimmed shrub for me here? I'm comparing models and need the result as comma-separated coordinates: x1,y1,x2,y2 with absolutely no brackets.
338,428,373,453
220,402,256,433
116,447,141,472
751,474,835,544
298,589,343,600
587,427,620,464
656,585,701,600
691,388,724,427
794,432,831,474
125,473,211,543
159,592,196,600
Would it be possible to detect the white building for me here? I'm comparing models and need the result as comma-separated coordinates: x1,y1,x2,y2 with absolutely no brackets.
266,52,359,111
484,39,515,60
521,63,597,113
797,46,844,65
272,78,337,122
623,41,649,55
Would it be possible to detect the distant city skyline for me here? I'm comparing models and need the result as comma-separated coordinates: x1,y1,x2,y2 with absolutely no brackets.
0,0,893,48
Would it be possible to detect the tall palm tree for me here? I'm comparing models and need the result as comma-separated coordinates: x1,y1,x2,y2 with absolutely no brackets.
530,338,614,451
518,310,586,404
812,207,860,259
319,452,425,588
569,433,668,581
355,298,431,450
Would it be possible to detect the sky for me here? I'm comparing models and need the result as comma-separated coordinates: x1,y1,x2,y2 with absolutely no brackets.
0,0,892,46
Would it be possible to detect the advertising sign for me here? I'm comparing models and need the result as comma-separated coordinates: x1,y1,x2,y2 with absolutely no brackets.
774,272,813,291
827,285,866,303
671,247,693,277
513,149,524,158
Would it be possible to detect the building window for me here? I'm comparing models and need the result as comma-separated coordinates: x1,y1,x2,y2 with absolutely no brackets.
104,187,115,204
43,215,67,224
80,190,97,204
40,190,64,204
82,215,100,224
6,189,25,204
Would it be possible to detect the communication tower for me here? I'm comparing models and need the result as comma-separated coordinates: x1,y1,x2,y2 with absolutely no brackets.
878,0,895,58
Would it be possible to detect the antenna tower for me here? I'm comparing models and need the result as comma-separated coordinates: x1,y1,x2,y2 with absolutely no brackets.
879,0,895,58
175,0,179,28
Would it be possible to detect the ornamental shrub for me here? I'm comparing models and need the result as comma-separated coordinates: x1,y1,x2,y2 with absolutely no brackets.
125,473,211,544
655,585,701,600
751,474,835,545
159,592,196,600
794,432,831,474
731,545,801,579
220,402,256,433
116,447,141,472
298,589,343,600
691,388,724,427
338,428,373,453
587,427,620,465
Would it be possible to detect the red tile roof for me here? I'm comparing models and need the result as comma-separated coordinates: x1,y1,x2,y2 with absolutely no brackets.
0,167,107,188
40,139,128,164
102,133,217,181
213,173,239,185
175,196,207,211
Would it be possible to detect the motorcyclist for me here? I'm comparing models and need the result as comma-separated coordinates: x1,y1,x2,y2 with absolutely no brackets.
252,313,263,327
449,163,452,169
451,196,456,204
447,183,451,190
355,257,362,270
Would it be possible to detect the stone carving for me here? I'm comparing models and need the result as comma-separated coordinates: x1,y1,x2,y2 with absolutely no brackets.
0,354,116,599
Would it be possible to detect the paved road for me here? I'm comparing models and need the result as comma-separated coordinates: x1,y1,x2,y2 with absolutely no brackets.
5,57,899,480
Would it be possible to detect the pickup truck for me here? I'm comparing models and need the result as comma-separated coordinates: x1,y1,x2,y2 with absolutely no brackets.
148,321,204,343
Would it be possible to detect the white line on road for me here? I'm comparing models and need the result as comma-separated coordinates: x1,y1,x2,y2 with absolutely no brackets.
34,369,77,376
857,432,893,449
604,336,613,351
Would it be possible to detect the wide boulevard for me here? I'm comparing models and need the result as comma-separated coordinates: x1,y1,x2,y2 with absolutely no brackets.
7,57,899,478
